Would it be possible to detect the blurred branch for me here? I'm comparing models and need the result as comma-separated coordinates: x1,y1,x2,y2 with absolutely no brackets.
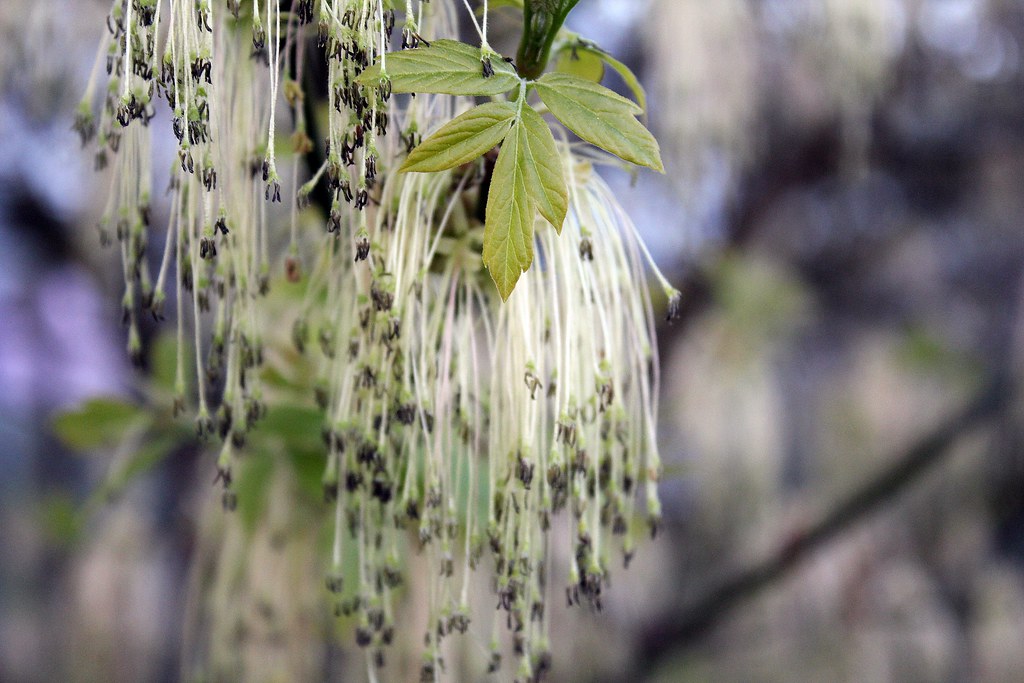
633,370,1017,676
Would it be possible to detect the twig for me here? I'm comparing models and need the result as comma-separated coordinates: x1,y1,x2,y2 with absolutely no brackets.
633,371,1016,674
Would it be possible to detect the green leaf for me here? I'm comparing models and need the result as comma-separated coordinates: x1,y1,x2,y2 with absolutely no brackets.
483,118,536,300
400,102,517,173
556,47,605,83
518,105,568,232
235,450,274,534
478,0,523,11
535,72,663,172
52,397,146,450
357,40,520,97
582,47,648,115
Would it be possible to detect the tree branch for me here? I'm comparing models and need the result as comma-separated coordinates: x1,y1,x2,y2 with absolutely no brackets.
633,371,1016,676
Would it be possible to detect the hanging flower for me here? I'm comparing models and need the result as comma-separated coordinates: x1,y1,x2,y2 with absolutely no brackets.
78,1,678,679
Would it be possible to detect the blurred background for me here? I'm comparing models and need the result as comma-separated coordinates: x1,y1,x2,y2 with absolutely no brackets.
3,0,1024,681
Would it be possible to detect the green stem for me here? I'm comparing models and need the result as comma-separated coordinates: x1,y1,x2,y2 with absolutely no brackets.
515,0,581,80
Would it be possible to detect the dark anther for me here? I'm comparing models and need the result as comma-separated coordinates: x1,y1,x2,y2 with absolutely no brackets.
355,626,373,647
355,189,368,210
354,234,370,261
341,137,356,166
178,149,194,174
481,57,494,78
252,24,266,52
340,179,354,203
345,471,363,492
296,0,314,24
523,370,542,399
357,439,378,463
579,237,594,261
325,572,344,594
371,477,392,503
116,102,132,127
516,453,535,489
401,28,418,49
199,236,217,260
214,216,229,235
72,112,95,147
265,180,281,203
202,167,217,191
378,76,392,103
221,490,237,511
196,7,212,32
380,564,402,589
212,465,232,488
328,207,342,233
370,280,393,312
547,463,566,490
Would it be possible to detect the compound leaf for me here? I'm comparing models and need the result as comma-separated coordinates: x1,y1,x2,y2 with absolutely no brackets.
357,40,520,96
519,104,568,232
483,118,536,300
400,102,517,173
582,46,648,115
535,72,663,172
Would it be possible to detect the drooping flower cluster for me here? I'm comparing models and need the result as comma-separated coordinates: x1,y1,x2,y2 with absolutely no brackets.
77,1,675,680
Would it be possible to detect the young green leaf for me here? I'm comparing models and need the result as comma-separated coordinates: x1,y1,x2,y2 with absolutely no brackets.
52,397,147,450
518,104,568,232
578,46,648,115
534,72,664,172
479,0,523,11
400,102,517,173
357,40,520,97
483,118,537,300
555,47,605,83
